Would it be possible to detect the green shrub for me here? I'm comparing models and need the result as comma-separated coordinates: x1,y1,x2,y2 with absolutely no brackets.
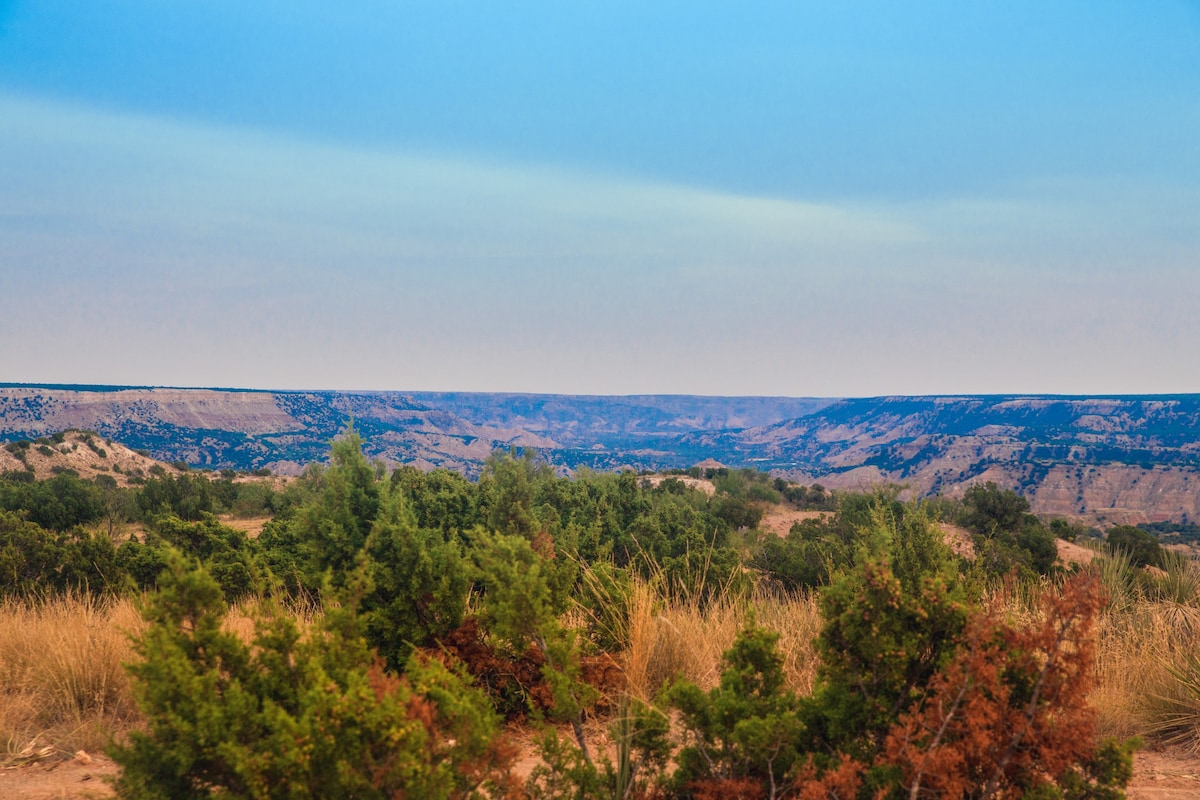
0,472,106,531
1107,524,1163,569
1,468,35,482
147,514,260,601
667,621,803,795
0,510,128,598
802,556,969,765
229,481,277,517
362,485,471,670
961,482,1059,576
110,554,518,799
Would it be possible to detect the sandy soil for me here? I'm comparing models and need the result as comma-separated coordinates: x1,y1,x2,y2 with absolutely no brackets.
637,475,716,496
216,514,273,539
758,508,833,537
1128,748,1200,799
1057,538,1101,566
0,752,117,799
5,746,1197,798
936,522,977,559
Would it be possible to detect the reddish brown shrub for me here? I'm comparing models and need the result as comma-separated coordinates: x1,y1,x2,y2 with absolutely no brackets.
688,776,768,800
437,616,549,720
791,574,1133,800
794,754,865,800
881,573,1115,799
438,616,620,721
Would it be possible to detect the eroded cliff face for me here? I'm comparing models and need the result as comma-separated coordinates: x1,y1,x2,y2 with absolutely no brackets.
743,396,1200,527
0,387,300,436
1026,465,1200,525
811,462,1200,526
0,387,569,476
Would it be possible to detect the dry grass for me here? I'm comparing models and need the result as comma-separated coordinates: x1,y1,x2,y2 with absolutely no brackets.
0,591,321,761
1092,553,1200,745
216,514,273,539
1093,604,1181,740
0,592,144,756
621,580,821,701
1083,548,1200,742
5,551,1200,764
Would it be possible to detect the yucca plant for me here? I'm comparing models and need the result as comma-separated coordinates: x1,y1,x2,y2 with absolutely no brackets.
1148,549,1200,604
1087,544,1141,615
1142,650,1200,753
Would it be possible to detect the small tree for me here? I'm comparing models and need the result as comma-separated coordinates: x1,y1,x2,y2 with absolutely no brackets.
286,426,382,592
1106,525,1163,569
474,531,596,762
962,483,1058,576
801,505,970,763
362,482,471,670
480,448,553,541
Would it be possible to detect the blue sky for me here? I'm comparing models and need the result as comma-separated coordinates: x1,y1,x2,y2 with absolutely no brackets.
1,1,1198,396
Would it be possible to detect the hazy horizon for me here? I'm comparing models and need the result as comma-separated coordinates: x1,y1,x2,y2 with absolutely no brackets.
3,3,1198,396
9,381,1200,405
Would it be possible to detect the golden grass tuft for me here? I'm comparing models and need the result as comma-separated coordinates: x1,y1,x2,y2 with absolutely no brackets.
0,590,321,760
1093,597,1200,746
1084,547,1200,743
621,581,821,701
0,592,145,755
1092,603,1176,740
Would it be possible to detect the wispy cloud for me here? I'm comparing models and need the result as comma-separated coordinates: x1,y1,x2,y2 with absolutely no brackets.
1,93,1196,395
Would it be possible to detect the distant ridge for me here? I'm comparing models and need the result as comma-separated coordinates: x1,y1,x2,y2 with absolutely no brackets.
3,386,1200,525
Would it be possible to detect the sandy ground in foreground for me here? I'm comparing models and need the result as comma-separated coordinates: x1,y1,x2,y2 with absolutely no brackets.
4,746,1199,799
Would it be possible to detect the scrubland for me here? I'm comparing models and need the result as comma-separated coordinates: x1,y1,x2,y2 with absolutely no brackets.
2,431,1199,797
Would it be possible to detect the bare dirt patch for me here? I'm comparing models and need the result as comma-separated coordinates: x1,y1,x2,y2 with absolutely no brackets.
3,744,1193,798
217,514,273,539
1127,747,1200,799
1057,538,1100,567
759,508,832,537
637,475,716,496
0,752,117,800
936,522,977,559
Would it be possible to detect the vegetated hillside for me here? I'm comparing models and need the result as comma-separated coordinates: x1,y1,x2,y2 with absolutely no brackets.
715,395,1200,525
0,429,185,486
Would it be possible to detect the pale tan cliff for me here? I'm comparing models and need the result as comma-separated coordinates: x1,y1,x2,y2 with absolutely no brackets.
0,388,300,436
